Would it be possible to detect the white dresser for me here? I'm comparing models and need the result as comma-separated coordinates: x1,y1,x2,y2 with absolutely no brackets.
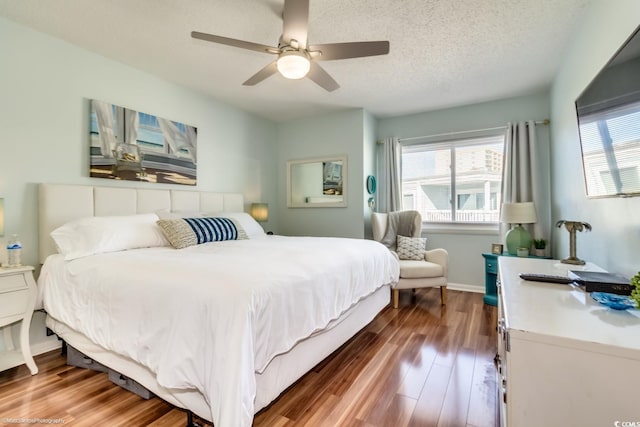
496,257,640,427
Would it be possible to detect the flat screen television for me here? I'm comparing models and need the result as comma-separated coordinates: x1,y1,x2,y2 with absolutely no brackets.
575,25,640,198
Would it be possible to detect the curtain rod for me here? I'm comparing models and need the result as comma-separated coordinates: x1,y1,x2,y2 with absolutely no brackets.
377,119,550,144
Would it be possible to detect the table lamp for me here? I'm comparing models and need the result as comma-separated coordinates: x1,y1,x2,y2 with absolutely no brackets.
501,202,537,255
250,203,269,222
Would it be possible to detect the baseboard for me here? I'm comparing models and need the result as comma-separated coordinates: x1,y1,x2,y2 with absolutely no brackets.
447,282,484,293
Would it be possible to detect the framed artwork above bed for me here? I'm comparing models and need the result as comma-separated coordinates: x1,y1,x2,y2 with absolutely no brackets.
89,99,198,185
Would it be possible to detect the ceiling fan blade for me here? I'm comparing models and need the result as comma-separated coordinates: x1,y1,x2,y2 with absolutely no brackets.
308,41,390,61
307,63,339,92
192,31,279,54
281,0,309,48
242,61,279,86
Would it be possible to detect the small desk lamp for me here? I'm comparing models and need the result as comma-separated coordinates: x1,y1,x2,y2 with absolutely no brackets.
250,202,273,235
249,203,269,222
501,202,537,255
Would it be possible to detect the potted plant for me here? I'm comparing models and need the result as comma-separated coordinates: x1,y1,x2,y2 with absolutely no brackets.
533,238,547,257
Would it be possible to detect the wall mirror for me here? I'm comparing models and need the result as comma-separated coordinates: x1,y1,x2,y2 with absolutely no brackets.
287,156,347,208
575,25,640,198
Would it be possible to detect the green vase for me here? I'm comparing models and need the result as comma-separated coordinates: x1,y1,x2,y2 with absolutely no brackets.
505,224,532,256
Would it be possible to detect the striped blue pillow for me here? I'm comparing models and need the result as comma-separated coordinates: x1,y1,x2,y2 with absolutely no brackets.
183,217,238,244
156,217,248,249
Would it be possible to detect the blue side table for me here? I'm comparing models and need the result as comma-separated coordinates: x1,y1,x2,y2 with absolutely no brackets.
482,252,550,306
482,253,500,306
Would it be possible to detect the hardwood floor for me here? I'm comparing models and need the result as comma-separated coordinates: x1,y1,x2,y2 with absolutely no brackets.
0,289,498,426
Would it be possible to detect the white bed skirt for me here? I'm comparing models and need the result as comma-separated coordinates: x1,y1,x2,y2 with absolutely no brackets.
46,285,390,420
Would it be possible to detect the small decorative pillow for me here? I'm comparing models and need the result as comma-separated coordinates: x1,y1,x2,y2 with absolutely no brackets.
157,217,247,249
156,211,267,239
396,235,427,260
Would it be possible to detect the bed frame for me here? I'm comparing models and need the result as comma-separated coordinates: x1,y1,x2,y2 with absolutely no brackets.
38,183,390,422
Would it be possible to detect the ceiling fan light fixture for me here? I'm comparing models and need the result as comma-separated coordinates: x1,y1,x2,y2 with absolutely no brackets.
277,51,310,79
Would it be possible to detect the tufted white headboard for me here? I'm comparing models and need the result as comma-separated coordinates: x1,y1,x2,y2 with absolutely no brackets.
38,183,244,263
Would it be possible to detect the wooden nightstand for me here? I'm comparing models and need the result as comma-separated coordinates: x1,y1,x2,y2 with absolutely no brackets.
0,266,38,375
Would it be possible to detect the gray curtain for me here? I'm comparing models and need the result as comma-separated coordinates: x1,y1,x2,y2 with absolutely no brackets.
379,137,402,213
500,121,551,247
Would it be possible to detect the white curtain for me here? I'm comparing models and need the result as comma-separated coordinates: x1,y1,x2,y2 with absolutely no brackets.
378,137,402,213
500,121,551,246
124,109,139,146
158,118,196,162
93,100,117,158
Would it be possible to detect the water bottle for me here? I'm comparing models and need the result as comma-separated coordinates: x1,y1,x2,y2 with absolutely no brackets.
7,234,22,267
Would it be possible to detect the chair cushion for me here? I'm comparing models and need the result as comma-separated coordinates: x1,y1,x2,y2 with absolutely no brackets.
399,259,444,279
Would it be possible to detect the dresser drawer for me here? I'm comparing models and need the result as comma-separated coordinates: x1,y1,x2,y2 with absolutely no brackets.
0,288,29,320
0,272,28,293
485,259,498,274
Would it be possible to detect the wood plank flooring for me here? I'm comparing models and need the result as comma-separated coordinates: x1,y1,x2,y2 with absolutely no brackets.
0,289,498,426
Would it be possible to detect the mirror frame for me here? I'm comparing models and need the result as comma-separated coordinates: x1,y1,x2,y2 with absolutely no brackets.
287,155,348,208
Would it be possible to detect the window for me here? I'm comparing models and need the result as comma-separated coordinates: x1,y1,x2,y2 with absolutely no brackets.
401,133,505,224
577,104,640,197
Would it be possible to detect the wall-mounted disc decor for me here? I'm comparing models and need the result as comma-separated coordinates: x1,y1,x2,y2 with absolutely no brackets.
366,175,377,195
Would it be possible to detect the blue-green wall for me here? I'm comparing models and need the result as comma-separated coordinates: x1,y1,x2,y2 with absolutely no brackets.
276,109,367,238
550,0,640,278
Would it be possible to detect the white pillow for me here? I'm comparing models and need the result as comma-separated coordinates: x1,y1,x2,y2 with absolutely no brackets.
156,210,267,239
51,213,169,260
155,210,203,220
218,212,266,239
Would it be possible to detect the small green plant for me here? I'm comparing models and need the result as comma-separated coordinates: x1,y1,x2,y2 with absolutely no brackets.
533,238,547,249
630,272,640,308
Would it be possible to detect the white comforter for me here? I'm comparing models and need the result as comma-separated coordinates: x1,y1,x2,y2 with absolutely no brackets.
38,236,399,427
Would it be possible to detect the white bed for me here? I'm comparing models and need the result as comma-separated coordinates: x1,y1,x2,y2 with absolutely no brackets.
37,183,399,427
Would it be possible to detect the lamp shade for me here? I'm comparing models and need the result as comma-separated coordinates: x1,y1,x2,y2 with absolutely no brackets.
277,51,310,79
0,198,4,236
500,202,537,225
250,203,269,222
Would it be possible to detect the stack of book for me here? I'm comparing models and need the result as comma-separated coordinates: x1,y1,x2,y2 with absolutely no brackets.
568,270,632,295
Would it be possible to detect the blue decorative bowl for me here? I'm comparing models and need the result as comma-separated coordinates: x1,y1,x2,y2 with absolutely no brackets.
590,292,637,310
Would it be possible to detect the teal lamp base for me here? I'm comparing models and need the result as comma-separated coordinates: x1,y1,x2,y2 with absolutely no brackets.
505,225,532,255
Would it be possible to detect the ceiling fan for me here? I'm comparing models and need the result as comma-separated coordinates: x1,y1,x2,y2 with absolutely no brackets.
191,0,390,92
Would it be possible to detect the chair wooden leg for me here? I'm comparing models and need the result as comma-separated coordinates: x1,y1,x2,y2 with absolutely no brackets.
392,289,399,309
440,286,447,305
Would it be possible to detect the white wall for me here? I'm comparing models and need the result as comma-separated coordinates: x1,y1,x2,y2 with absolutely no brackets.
276,109,367,238
550,0,640,278
377,92,551,288
0,17,277,353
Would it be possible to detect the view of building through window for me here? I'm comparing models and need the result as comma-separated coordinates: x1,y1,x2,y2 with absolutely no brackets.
401,134,505,223
578,107,640,196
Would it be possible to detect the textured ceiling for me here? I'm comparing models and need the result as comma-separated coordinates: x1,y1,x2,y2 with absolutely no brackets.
0,0,591,122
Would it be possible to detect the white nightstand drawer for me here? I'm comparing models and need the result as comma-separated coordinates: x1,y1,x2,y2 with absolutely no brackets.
0,288,29,320
0,272,28,293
